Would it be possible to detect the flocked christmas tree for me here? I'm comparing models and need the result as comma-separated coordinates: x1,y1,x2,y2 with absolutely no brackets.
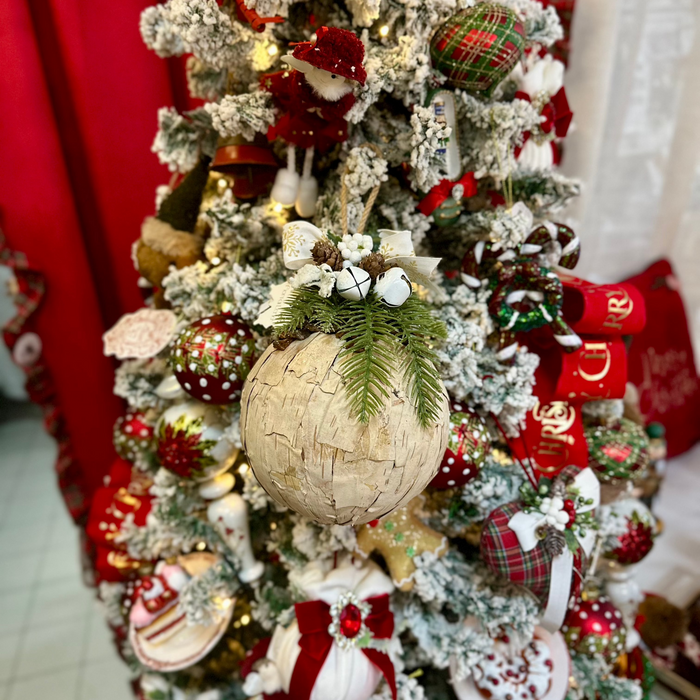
91,1,661,699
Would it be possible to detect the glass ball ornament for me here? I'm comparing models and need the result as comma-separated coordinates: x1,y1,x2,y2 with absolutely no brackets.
430,4,526,97
113,411,154,462
155,402,238,481
169,315,256,405
431,401,490,489
562,592,626,662
586,418,650,482
601,498,656,566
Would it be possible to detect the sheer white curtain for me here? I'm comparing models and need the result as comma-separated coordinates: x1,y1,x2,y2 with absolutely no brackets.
562,0,700,353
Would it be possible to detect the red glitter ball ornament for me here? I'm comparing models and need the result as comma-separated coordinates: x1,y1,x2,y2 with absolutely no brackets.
562,593,626,662
431,401,490,489
339,604,363,638
113,411,154,462
169,315,256,405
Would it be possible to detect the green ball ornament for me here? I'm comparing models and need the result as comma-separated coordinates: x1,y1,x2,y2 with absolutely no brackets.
586,418,650,482
430,4,526,97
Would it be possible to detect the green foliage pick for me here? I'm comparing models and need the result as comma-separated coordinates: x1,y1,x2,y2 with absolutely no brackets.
274,289,447,428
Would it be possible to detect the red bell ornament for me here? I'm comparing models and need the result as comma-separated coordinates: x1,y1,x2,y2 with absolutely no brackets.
169,314,257,405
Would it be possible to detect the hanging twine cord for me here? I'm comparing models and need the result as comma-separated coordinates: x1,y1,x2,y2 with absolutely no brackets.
340,143,384,237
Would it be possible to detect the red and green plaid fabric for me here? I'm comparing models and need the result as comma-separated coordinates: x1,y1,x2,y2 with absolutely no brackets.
430,4,525,97
481,465,585,604
481,501,554,603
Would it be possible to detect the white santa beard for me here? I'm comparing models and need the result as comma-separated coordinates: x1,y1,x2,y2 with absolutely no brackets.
267,621,383,700
517,139,555,171
305,72,354,102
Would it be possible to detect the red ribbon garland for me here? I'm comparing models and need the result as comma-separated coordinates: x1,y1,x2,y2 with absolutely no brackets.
290,594,397,700
417,172,477,217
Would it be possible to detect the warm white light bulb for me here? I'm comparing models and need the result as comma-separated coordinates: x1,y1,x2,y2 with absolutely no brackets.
268,44,279,56
379,25,389,37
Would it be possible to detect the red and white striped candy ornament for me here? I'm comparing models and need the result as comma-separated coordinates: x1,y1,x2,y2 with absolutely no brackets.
431,402,490,489
169,315,257,405
113,411,154,462
520,223,580,271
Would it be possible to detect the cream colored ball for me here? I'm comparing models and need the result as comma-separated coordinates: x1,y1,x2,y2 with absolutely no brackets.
240,333,450,525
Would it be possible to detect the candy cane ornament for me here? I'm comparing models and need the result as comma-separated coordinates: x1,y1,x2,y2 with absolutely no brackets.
521,222,580,270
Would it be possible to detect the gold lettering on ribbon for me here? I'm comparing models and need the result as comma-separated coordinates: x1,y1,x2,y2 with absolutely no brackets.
603,289,634,330
107,550,141,571
578,342,611,382
531,401,577,472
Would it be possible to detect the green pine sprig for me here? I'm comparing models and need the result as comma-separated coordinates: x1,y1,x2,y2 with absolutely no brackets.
274,289,447,428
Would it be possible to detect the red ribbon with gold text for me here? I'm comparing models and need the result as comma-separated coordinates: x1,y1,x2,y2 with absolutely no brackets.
290,594,397,700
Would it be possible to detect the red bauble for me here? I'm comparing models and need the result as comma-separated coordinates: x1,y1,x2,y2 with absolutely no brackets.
113,411,154,462
562,594,626,662
431,401,490,489
611,521,654,566
169,315,257,405
339,603,363,638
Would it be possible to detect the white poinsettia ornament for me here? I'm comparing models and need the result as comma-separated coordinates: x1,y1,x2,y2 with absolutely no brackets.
242,557,397,700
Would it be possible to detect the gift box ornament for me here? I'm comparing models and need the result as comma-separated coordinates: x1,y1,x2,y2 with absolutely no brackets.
481,467,600,632
241,557,396,700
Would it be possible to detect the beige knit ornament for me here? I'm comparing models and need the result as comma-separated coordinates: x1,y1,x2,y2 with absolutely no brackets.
240,333,450,525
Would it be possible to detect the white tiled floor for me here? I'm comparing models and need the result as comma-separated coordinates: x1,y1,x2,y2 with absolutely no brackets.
0,407,132,700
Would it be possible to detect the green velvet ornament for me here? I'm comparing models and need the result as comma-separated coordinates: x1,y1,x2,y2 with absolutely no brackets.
430,4,526,97
432,197,463,227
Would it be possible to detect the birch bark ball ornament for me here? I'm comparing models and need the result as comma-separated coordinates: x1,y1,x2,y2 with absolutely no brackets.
450,626,571,700
169,315,256,405
585,418,650,482
430,402,489,489
430,4,526,98
156,402,238,481
561,591,626,661
113,411,154,462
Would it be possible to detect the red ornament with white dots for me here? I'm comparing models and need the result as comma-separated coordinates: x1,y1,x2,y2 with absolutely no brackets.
430,402,490,489
113,411,154,462
169,315,257,405
561,592,626,662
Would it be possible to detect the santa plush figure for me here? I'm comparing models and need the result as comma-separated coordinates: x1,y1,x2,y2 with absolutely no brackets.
513,53,573,171
261,27,367,217
241,557,397,700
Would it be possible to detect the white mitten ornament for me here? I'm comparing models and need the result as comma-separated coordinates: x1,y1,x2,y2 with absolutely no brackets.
242,557,396,700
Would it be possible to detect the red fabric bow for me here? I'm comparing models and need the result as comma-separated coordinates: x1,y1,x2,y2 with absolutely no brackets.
514,87,572,162
290,594,397,700
417,172,477,217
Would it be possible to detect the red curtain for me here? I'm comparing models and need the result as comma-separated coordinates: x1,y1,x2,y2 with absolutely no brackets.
0,0,190,517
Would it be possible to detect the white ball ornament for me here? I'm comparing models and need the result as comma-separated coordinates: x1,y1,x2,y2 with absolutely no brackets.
336,266,372,301
374,266,412,307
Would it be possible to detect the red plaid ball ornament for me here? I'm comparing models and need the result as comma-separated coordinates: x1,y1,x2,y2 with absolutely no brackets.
430,401,489,489
169,315,257,405
430,4,526,97
481,466,599,630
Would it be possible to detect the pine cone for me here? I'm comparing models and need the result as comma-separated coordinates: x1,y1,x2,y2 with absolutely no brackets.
359,252,386,279
311,239,343,271
543,527,566,557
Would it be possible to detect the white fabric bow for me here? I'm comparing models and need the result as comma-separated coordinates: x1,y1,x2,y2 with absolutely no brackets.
282,222,440,289
508,468,600,632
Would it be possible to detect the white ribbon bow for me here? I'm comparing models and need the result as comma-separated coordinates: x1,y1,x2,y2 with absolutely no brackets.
508,468,600,633
282,222,440,289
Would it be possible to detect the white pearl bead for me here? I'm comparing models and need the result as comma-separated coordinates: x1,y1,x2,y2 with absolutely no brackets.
350,251,362,264
342,248,351,259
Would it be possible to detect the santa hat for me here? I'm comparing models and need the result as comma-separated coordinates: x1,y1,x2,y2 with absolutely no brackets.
290,27,367,86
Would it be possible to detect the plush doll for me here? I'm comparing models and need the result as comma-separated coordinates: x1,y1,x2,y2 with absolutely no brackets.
261,27,367,217
135,156,210,306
